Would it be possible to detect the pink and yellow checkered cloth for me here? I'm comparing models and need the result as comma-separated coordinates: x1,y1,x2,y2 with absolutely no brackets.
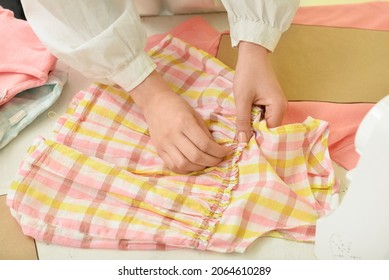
7,36,338,253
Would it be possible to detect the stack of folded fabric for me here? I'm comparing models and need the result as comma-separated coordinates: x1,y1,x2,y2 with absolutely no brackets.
0,6,67,149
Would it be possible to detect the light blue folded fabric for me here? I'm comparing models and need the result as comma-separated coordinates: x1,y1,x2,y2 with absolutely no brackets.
0,70,67,149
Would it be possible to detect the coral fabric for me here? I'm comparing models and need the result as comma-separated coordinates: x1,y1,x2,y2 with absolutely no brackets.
0,7,57,106
293,2,389,31
283,102,374,170
146,16,222,56
7,36,338,253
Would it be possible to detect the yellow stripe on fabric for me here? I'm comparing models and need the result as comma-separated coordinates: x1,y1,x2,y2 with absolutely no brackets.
47,140,220,218
215,223,265,239
59,119,155,153
149,36,234,74
109,191,212,230
64,83,133,122
293,187,315,198
66,93,146,134
111,177,206,215
64,98,90,117
310,183,334,193
308,151,328,169
65,104,76,116
152,52,208,71
229,192,317,224
267,156,309,169
88,104,147,133
254,118,322,135
183,88,234,102
102,83,133,101
152,51,231,79
238,163,273,176
11,182,200,239
26,142,40,155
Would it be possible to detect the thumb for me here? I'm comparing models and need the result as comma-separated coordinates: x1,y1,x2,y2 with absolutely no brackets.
235,98,253,144
263,100,287,128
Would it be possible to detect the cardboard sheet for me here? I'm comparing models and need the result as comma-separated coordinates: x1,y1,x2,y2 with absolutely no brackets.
0,195,37,260
216,24,389,103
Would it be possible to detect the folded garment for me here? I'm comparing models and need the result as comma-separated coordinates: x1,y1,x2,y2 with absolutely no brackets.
7,36,338,253
0,70,67,149
0,6,57,106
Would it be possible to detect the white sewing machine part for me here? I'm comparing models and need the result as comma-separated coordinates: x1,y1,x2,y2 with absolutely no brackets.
315,95,389,259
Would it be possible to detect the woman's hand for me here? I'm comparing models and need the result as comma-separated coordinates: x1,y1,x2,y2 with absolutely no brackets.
130,70,232,173
233,41,288,143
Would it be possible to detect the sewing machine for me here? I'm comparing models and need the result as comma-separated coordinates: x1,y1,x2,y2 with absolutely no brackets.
315,95,389,259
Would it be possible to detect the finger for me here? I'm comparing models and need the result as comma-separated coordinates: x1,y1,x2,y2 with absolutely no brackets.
165,144,206,173
176,134,224,167
194,112,213,140
194,114,235,155
183,119,231,158
159,150,175,171
263,101,287,128
234,97,253,143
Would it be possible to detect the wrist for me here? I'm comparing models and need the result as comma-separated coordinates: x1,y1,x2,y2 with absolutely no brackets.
236,41,272,72
129,70,173,111
238,41,269,59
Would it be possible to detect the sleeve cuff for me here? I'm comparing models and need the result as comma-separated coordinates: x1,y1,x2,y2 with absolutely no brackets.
109,51,156,92
229,20,282,52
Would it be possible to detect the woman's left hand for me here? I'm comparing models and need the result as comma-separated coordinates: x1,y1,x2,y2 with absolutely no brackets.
233,41,288,143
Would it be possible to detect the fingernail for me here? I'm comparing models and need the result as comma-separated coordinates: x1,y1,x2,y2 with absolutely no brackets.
228,145,235,155
238,132,248,143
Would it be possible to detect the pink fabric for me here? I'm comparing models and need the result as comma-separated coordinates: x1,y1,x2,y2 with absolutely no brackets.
0,7,57,106
146,16,222,56
293,2,389,31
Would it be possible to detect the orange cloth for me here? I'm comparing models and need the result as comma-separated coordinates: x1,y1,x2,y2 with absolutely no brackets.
293,2,389,31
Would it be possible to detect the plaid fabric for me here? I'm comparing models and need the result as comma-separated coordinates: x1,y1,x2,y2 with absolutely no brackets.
7,36,338,253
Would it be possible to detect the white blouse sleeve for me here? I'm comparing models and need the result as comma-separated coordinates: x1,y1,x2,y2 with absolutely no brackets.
221,0,300,52
20,0,156,91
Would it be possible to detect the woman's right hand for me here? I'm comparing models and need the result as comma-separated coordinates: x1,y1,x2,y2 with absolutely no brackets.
130,71,232,173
